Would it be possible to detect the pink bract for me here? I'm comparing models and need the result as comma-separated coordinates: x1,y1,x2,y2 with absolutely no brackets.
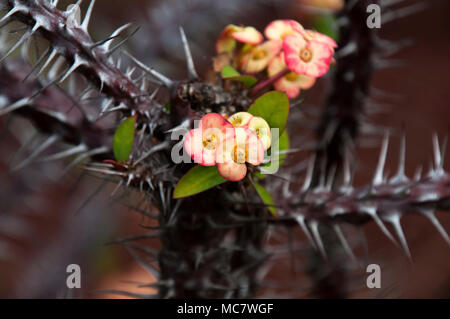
216,127,264,181
268,53,316,98
283,34,333,78
216,24,263,54
300,29,338,49
240,40,282,73
264,20,304,40
184,113,234,166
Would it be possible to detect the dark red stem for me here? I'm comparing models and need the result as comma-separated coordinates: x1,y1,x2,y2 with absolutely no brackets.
250,68,289,96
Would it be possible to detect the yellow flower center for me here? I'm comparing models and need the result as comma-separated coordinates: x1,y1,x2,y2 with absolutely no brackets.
285,72,299,82
233,145,248,164
202,133,218,150
280,30,293,39
231,117,242,126
252,48,268,60
299,48,313,62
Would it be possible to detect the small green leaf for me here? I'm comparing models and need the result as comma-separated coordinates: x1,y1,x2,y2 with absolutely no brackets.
164,102,171,113
113,116,136,162
221,65,241,78
221,65,258,88
252,181,277,218
314,13,339,42
256,130,290,178
173,165,226,199
248,91,289,133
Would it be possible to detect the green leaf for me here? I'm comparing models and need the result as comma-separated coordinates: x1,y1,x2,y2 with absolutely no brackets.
248,91,289,133
221,65,240,78
173,165,226,199
113,116,136,162
256,130,290,178
221,65,258,88
314,13,339,42
252,181,277,218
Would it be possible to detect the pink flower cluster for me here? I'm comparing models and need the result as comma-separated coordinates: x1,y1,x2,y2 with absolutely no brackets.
184,113,271,181
216,20,337,98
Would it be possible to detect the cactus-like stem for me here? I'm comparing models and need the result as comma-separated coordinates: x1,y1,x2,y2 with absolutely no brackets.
0,0,161,118
314,0,378,180
0,58,111,153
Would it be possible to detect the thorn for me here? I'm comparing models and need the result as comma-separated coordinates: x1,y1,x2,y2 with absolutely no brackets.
159,181,166,213
373,131,390,186
318,157,327,189
0,6,23,26
341,150,353,192
38,144,87,162
123,244,160,279
387,214,412,260
325,165,337,191
91,23,132,52
126,66,136,78
422,210,450,246
36,49,58,77
81,0,96,32
333,224,357,263
390,132,408,184
301,154,316,192
126,173,134,187
149,87,159,101
432,133,445,176
61,146,109,176
282,175,292,198
22,47,51,82
381,2,427,25
99,98,114,115
102,104,127,114
335,41,357,59
124,51,173,87
59,55,86,83
20,32,32,60
309,221,327,259
109,179,123,197
107,26,140,57
133,141,170,166
12,134,59,171
294,215,317,251
146,177,154,190
0,30,32,64
179,27,199,80
83,166,127,177
414,165,422,181
440,135,448,171
164,118,190,133
47,56,66,80
363,206,398,246
140,76,148,91
0,97,30,116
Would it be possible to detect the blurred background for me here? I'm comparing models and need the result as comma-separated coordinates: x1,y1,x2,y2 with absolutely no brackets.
0,0,449,298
